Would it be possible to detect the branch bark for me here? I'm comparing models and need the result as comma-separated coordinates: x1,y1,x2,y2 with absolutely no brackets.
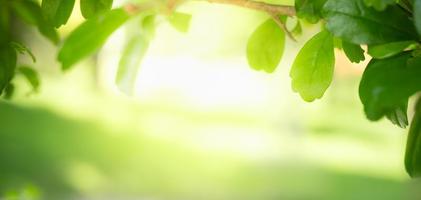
206,0,296,16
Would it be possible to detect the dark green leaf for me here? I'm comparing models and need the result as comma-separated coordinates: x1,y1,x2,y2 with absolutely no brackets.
42,0,75,28
247,19,285,73
0,1,11,46
80,0,113,19
10,0,59,44
359,53,421,121
3,83,14,99
18,66,40,93
58,8,130,70
295,0,327,23
0,45,17,94
363,0,396,10
342,41,365,63
368,41,417,59
290,30,335,102
323,0,417,45
413,0,421,37
168,12,192,33
405,99,421,177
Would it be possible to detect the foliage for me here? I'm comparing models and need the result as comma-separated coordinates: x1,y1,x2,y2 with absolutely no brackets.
0,0,421,177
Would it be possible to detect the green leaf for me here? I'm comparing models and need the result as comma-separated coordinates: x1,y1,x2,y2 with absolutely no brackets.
323,0,417,45
10,0,59,44
386,103,408,128
295,0,327,23
10,41,36,63
80,0,113,19
18,66,40,93
58,8,130,70
246,19,285,73
290,30,335,102
367,41,417,59
359,53,421,121
168,12,192,33
42,0,75,28
363,0,396,10
405,99,421,177
0,1,11,46
413,0,421,37
342,41,365,63
0,45,17,94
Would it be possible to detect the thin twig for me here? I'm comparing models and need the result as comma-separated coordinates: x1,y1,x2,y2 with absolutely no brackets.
270,13,296,41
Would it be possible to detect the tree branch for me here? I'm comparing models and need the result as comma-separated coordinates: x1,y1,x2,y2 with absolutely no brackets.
205,0,296,16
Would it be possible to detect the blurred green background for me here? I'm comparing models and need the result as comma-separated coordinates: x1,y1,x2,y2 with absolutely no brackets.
1,0,420,199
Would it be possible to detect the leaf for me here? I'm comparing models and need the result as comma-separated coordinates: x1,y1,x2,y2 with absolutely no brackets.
58,8,130,70
168,12,192,33
323,0,417,45
295,0,327,23
359,53,421,121
363,0,396,11
3,83,14,100
42,0,75,28
290,30,335,102
18,66,40,93
0,45,17,94
116,36,149,94
368,41,417,59
246,19,285,73
80,0,113,19
413,0,421,37
10,0,59,44
10,41,36,63
0,1,11,46
342,41,365,63
405,99,421,177
386,103,408,128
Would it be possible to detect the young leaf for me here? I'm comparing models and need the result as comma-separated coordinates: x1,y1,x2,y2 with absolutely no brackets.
58,8,130,70
359,53,421,121
80,0,113,19
0,45,17,94
295,0,327,23
246,19,285,73
363,0,396,11
323,0,417,45
10,0,59,44
368,41,416,59
405,99,421,177
18,66,40,93
342,41,365,63
42,0,75,28
290,30,335,102
168,12,192,33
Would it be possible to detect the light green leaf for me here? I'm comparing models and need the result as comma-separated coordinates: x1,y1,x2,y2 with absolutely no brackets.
10,41,36,63
290,30,335,102
323,0,417,45
368,41,417,59
363,0,396,11
58,8,130,70
295,0,327,23
342,41,365,63
168,12,192,33
386,103,408,128
359,53,421,121
0,45,17,94
42,0,75,28
80,0,113,19
18,66,40,93
10,0,59,44
247,19,285,73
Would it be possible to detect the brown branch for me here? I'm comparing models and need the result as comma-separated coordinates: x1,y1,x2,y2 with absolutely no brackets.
206,0,296,16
